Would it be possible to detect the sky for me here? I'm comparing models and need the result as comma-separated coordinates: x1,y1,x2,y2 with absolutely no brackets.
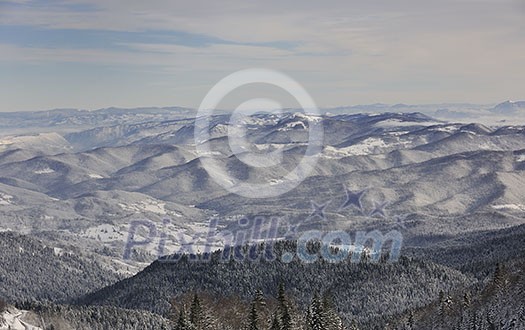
0,0,524,112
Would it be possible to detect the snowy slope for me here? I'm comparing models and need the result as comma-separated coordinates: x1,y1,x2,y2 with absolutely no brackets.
0,308,42,330
1,109,525,270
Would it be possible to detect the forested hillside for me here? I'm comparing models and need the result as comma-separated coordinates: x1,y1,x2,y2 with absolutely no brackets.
79,241,473,326
388,260,525,329
0,232,121,303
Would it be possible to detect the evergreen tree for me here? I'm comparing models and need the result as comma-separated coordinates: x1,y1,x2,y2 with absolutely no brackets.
307,293,325,330
407,312,414,330
254,289,266,308
492,263,506,292
277,283,294,330
189,294,218,330
280,304,293,330
248,301,260,330
470,311,477,330
277,283,286,307
190,294,203,329
438,290,446,319
322,293,343,330
0,298,6,313
269,313,280,330
175,306,191,330
463,292,471,309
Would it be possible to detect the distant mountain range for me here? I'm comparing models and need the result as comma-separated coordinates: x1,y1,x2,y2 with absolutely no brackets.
0,109,525,271
1,105,525,328
1,100,524,135
489,100,525,114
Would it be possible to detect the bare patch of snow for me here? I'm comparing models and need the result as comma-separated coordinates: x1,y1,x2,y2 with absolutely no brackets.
492,204,525,211
269,179,284,185
388,131,410,136
0,309,42,330
374,119,440,128
34,168,55,174
53,247,64,257
0,193,13,205
83,224,126,242
323,137,388,157
292,112,322,122
118,200,168,215
279,121,307,130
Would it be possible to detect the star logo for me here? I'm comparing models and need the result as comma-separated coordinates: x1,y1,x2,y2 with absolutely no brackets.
283,220,301,240
369,200,389,218
339,186,366,212
392,214,410,229
310,200,330,220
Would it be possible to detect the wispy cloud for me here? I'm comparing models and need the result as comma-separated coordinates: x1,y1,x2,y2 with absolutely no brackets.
0,0,524,111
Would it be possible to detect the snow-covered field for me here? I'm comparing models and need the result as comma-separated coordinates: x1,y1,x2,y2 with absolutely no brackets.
0,309,42,330
118,199,168,215
322,136,411,158
82,224,126,242
0,193,13,205
492,204,525,211
34,168,55,174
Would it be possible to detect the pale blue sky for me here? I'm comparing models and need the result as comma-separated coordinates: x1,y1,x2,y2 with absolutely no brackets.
0,0,524,111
